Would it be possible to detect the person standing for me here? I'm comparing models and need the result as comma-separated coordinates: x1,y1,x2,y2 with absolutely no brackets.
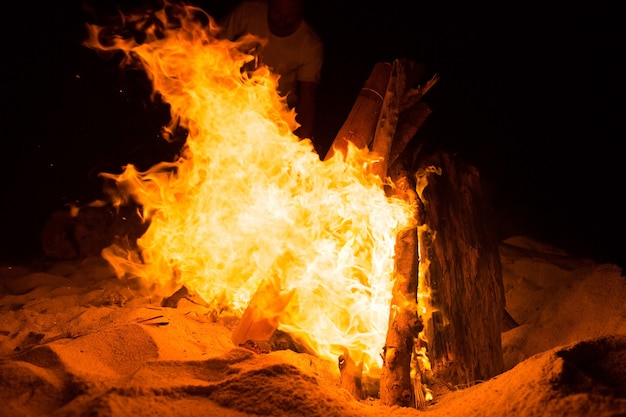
219,0,324,139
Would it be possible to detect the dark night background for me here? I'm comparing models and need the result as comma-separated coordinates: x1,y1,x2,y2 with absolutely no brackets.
2,0,624,268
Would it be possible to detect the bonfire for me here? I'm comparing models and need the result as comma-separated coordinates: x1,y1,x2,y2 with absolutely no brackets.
1,2,625,417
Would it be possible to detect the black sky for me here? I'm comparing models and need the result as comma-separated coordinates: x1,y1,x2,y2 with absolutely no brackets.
2,0,624,268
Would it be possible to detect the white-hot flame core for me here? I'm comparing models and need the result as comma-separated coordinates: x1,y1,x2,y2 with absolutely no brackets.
86,3,413,373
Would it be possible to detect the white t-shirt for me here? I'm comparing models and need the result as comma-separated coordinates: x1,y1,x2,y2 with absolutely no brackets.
220,0,324,107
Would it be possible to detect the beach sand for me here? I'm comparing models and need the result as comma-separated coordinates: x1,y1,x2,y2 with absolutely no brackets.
1,236,625,417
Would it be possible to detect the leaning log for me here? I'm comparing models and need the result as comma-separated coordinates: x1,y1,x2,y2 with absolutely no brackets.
370,59,401,179
388,63,437,169
376,60,436,408
230,60,438,403
334,60,400,399
414,150,505,387
324,62,392,161
388,101,431,169
379,170,423,407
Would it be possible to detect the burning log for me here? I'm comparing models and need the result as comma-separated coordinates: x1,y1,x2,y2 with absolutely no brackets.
389,101,432,169
370,59,401,179
379,170,423,407
370,60,432,407
331,59,434,403
414,150,505,387
324,62,392,161
367,59,439,408
231,58,438,404
388,61,436,169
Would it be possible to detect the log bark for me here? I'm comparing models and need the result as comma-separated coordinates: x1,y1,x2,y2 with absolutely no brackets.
388,102,432,169
324,62,392,161
370,59,401,179
388,72,438,168
376,61,435,408
414,150,505,387
379,171,423,407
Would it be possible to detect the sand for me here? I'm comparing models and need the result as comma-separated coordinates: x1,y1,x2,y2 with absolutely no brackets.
1,236,625,417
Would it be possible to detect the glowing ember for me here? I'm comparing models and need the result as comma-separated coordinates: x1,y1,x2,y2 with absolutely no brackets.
84,2,413,374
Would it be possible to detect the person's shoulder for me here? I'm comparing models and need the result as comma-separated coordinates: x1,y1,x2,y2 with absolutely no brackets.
299,21,323,47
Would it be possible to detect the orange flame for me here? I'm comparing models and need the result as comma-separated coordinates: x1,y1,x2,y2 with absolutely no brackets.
85,2,414,374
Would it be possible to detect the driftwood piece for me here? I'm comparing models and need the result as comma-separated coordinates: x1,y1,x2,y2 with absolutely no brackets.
324,62,392,161
379,171,423,407
414,150,505,387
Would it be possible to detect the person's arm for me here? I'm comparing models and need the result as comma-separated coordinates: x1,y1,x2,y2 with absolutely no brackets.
294,81,317,139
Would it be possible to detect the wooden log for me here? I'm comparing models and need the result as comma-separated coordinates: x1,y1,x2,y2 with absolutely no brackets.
375,62,435,408
397,59,427,96
414,150,505,387
330,61,398,400
231,60,436,397
324,63,390,400
388,101,432,169
324,62,392,161
413,337,432,409
388,72,438,169
370,59,401,179
379,170,423,407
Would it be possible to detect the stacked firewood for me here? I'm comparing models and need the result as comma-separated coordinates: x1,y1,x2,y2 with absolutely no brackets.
233,58,505,409
324,59,437,408
232,59,439,406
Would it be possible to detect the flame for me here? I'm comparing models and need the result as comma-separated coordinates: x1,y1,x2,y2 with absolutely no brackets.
84,2,413,374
